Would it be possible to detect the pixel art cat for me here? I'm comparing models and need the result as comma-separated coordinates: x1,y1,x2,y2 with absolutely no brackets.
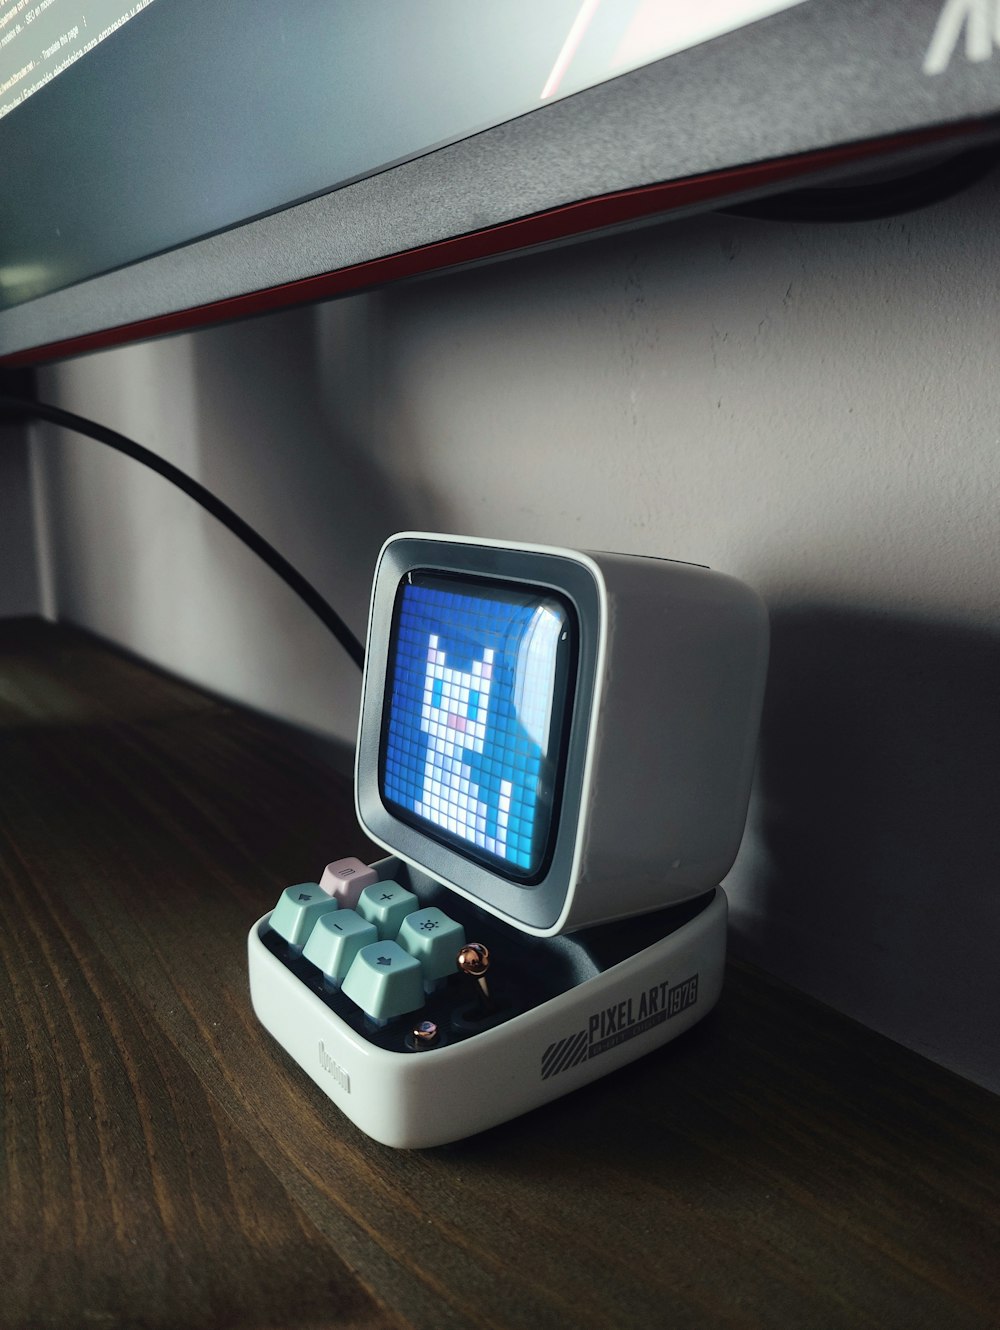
415,634,513,859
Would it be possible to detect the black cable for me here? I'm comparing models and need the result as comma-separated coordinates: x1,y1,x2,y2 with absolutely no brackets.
722,145,999,224
0,394,366,671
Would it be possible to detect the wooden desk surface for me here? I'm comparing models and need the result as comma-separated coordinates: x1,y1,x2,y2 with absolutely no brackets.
1,619,997,1330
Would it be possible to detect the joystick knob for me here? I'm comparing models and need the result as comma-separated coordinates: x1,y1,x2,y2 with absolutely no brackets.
457,942,491,1008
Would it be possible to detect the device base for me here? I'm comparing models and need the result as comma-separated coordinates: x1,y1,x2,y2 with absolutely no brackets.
248,862,727,1148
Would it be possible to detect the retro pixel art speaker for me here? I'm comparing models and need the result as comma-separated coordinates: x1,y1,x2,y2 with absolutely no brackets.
357,535,769,935
249,534,769,1147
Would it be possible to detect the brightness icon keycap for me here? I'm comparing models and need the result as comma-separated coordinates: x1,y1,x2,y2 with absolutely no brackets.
397,908,467,982
269,884,339,950
302,908,377,984
356,882,419,940
341,941,424,1022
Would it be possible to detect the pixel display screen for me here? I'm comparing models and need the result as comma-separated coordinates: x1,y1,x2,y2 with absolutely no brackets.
380,571,576,881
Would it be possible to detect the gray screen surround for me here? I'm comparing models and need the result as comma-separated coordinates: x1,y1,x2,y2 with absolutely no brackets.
356,537,602,932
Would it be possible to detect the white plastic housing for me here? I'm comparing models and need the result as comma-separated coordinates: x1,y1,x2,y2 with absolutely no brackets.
356,533,768,937
248,887,727,1149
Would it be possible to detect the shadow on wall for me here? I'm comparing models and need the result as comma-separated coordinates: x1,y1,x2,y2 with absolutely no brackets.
739,604,1000,1092
178,298,443,738
187,299,424,598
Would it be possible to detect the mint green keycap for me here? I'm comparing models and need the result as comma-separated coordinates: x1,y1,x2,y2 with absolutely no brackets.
302,908,377,984
341,941,424,1022
397,908,467,982
356,881,419,940
269,883,338,949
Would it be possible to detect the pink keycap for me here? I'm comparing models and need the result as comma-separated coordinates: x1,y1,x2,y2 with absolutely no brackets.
318,856,378,908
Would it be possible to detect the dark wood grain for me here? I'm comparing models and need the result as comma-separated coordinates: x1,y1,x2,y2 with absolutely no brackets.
1,619,998,1330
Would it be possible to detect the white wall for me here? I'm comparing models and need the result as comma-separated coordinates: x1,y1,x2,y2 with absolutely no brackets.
33,308,391,744
35,167,1000,1091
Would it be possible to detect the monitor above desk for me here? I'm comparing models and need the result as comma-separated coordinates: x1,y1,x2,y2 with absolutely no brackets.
2,0,999,366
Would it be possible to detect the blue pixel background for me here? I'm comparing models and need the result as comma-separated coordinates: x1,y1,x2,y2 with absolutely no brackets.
382,579,562,875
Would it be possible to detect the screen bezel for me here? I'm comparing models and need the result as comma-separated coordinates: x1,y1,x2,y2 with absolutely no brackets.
357,535,603,931
378,568,578,885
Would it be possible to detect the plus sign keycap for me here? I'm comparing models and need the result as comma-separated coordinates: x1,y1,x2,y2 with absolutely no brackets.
356,881,419,940
302,908,377,984
269,884,338,949
318,856,379,908
397,907,467,982
341,941,425,1022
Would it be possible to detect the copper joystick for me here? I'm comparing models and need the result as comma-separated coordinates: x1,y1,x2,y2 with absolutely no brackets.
457,942,491,1008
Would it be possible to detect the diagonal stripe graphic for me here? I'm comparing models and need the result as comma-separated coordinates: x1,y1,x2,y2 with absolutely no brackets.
541,1034,573,1078
564,1037,591,1070
542,1028,589,1079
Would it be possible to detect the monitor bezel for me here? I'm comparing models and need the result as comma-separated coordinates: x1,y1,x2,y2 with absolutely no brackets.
356,535,603,931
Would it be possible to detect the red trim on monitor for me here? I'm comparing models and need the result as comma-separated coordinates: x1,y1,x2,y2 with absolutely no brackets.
2,121,992,367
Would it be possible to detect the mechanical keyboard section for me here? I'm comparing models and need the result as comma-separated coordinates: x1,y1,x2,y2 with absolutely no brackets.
341,940,424,1026
257,859,720,1053
269,884,339,950
250,855,727,1147
260,870,502,1038
302,909,378,987
356,881,419,939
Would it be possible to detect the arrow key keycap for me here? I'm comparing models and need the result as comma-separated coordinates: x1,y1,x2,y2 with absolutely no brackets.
341,940,424,1025
269,883,339,950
